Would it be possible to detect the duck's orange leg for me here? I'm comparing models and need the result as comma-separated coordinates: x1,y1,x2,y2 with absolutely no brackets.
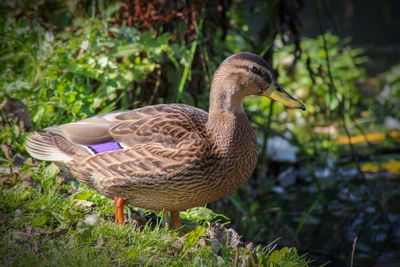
114,196,125,224
171,211,181,228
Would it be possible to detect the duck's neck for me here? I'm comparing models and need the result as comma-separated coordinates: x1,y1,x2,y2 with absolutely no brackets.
208,84,244,115
206,84,253,153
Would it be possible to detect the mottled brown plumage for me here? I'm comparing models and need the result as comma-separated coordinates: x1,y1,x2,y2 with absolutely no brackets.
26,52,305,224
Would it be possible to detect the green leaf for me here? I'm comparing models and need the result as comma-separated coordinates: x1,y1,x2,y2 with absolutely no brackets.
32,214,48,227
183,226,207,251
44,163,60,179
181,207,230,224
72,191,94,200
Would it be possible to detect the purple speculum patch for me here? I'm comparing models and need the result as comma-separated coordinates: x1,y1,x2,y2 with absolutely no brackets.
88,141,122,154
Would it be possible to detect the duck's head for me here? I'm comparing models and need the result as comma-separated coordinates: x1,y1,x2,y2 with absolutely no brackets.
210,52,305,113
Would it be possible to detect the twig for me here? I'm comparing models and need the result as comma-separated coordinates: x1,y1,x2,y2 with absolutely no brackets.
256,102,275,193
350,235,358,267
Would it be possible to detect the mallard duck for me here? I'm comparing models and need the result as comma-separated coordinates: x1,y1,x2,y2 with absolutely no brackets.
26,52,305,228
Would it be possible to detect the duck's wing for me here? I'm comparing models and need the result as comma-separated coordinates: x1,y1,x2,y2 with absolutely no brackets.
27,104,210,176
53,104,208,148
104,104,208,149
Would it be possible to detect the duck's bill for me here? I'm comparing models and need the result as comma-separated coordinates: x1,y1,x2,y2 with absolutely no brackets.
262,83,306,111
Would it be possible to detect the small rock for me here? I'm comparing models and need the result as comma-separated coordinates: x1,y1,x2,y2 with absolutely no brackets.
207,223,243,251
84,214,99,225
267,136,298,162
0,98,33,130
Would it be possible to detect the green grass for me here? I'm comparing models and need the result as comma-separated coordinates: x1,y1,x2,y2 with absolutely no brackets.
0,160,309,266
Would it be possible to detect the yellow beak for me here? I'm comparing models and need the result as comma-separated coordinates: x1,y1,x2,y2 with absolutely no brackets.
262,83,306,111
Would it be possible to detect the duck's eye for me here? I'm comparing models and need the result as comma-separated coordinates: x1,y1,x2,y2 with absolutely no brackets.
265,74,272,84
249,66,262,76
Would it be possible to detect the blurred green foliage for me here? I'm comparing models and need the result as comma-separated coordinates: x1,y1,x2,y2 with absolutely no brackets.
1,1,398,155
0,7,180,127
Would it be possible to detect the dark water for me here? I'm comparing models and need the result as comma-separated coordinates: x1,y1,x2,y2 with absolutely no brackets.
213,161,400,266
276,169,400,266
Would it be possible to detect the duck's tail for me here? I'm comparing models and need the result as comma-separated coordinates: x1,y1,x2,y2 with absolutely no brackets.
26,132,87,162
